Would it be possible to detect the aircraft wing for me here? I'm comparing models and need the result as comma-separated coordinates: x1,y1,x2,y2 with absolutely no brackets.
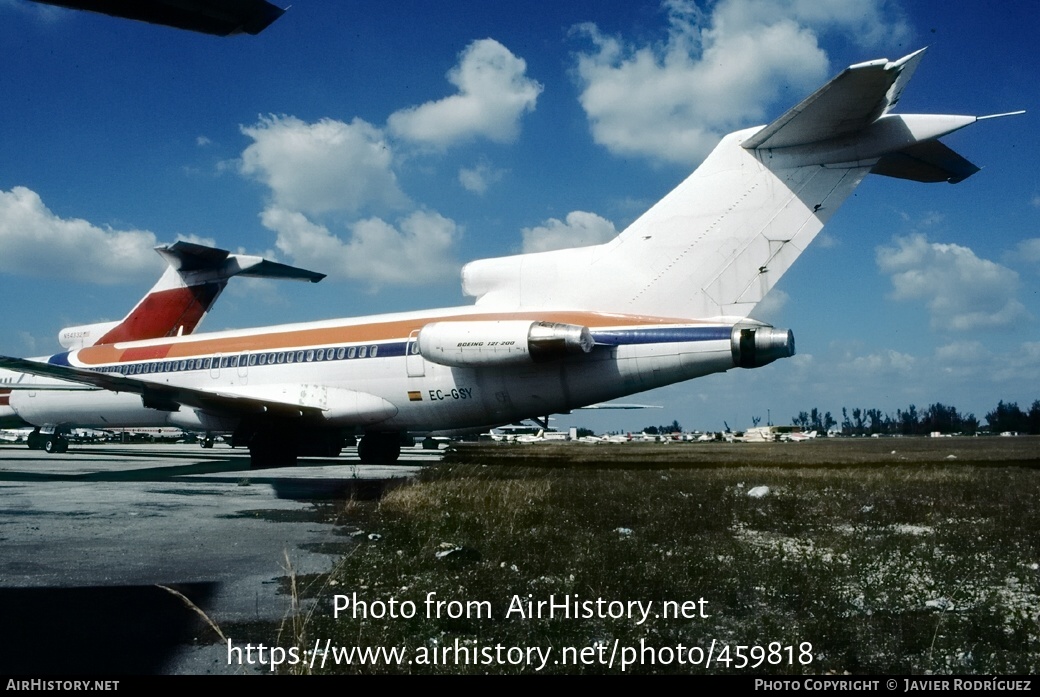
31,0,285,36
0,355,317,418
0,383,97,392
0,355,398,424
579,402,663,410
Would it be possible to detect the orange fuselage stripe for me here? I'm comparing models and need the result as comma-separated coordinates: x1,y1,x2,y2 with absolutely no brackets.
75,311,709,365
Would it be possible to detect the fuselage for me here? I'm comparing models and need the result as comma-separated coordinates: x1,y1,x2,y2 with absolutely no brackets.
8,305,764,434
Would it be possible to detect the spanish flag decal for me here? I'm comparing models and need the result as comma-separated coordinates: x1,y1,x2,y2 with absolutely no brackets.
407,391,423,402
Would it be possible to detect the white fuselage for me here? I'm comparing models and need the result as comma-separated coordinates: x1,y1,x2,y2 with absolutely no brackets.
8,305,742,434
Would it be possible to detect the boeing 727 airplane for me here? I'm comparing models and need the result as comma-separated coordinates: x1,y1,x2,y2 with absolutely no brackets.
0,49,1021,466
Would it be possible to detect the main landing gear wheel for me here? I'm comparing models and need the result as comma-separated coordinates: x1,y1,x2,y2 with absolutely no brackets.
247,429,298,469
26,430,43,450
358,432,401,465
43,436,69,454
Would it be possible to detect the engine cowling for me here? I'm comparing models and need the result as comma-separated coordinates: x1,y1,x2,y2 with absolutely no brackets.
418,320,594,368
731,325,795,368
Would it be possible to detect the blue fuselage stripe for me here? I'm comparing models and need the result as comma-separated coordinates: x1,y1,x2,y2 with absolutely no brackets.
48,352,72,366
590,327,731,346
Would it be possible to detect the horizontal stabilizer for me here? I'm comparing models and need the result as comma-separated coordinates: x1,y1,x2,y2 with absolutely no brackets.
237,258,325,282
743,48,926,150
871,140,980,183
156,241,326,283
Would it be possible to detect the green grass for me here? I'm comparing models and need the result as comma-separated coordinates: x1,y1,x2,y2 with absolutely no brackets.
273,439,1040,674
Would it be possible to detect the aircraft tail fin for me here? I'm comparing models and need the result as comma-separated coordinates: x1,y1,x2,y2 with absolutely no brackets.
58,241,325,349
463,48,1020,320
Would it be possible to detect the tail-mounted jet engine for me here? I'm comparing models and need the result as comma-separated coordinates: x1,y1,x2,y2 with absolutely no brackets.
418,320,594,368
731,325,795,368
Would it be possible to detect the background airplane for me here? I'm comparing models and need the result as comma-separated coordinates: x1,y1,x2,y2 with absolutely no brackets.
0,241,323,451
0,49,1019,467
781,430,818,442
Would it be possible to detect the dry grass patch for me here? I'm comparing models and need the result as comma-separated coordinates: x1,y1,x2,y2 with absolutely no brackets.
287,444,1039,674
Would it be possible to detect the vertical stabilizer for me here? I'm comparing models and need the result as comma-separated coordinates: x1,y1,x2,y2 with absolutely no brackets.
58,241,325,349
462,48,1016,319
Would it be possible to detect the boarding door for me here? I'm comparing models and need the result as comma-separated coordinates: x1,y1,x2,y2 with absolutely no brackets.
405,330,425,377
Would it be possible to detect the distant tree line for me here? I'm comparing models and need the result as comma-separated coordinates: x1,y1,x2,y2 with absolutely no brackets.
790,400,1040,436
640,420,683,435
983,400,1040,435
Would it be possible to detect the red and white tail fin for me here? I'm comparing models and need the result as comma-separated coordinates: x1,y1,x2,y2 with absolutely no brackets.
57,241,325,349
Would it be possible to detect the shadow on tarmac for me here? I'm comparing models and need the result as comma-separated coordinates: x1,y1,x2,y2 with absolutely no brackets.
0,583,220,674
0,450,417,500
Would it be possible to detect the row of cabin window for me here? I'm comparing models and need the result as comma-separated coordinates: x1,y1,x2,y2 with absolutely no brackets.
95,345,382,375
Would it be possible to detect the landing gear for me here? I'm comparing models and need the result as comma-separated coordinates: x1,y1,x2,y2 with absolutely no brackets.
27,429,68,453
358,431,401,465
247,428,298,469
200,434,215,449
238,420,346,469
26,429,43,450
43,436,69,454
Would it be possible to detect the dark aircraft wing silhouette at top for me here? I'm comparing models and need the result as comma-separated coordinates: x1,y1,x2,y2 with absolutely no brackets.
31,0,284,36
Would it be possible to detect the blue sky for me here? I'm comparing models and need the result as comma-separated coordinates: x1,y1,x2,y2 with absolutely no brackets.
0,0,1037,433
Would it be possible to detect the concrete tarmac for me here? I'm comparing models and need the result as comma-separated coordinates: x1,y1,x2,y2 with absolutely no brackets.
0,442,436,675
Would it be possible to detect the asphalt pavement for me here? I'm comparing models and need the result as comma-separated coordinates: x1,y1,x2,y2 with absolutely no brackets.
0,442,435,674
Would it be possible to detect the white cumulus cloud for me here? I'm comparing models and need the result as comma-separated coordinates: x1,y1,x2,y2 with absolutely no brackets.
990,342,1040,384
458,161,506,195
1010,238,1040,264
261,206,459,287
240,115,407,217
876,234,1029,331
0,187,160,284
848,349,917,378
572,0,909,164
388,38,542,148
934,340,989,365
521,211,618,253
